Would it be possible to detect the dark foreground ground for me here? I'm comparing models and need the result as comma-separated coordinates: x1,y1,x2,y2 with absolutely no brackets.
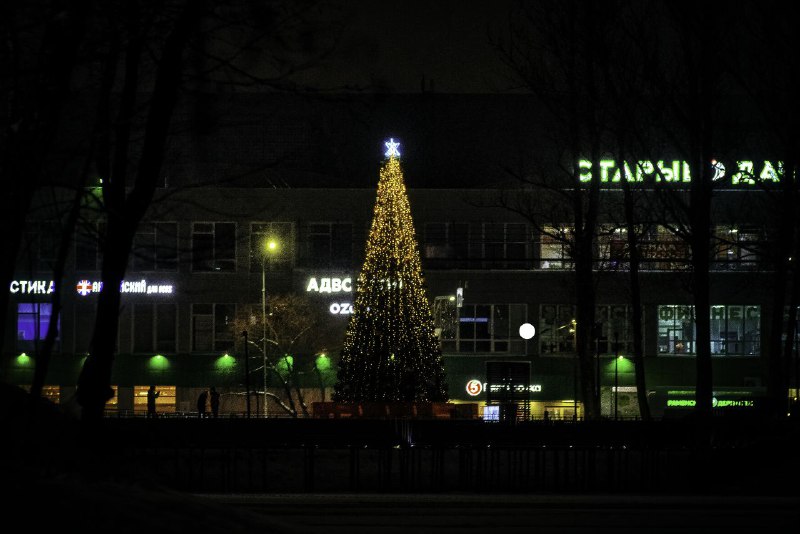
200,493,800,533
7,478,800,533
3,384,800,532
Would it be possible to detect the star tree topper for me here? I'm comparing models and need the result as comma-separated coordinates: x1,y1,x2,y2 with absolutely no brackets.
384,138,401,158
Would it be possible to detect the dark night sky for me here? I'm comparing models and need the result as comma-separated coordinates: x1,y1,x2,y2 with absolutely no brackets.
161,0,529,189
293,0,515,93
51,1,785,190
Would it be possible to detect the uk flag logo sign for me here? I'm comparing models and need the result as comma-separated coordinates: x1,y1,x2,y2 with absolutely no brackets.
76,280,92,296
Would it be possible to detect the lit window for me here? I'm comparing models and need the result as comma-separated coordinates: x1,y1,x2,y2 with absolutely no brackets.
539,226,572,270
640,226,689,271
105,386,119,410
42,386,60,404
713,226,760,271
17,303,58,351
657,305,760,356
133,385,176,414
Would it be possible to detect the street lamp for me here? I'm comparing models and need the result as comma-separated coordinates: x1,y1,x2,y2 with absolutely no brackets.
569,319,577,421
242,330,251,418
315,352,330,401
614,331,622,421
593,321,602,412
262,238,279,417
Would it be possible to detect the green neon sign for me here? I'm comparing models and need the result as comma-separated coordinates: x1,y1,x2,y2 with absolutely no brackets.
667,397,755,408
578,159,782,186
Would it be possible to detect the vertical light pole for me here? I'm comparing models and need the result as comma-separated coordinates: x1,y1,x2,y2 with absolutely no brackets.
593,321,602,414
242,330,251,418
614,331,620,421
571,319,577,421
262,238,279,418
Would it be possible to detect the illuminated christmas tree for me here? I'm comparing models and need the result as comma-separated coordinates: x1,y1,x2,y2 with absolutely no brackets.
334,139,448,403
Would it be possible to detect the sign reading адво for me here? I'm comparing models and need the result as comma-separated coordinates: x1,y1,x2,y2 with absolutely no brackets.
578,159,783,185
306,276,352,293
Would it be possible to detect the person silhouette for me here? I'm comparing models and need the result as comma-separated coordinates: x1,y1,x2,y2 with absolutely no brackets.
209,386,220,418
197,389,208,418
146,386,159,418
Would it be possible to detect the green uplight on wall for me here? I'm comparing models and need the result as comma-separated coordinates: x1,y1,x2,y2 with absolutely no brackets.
604,355,634,373
148,354,170,371
277,354,294,376
315,353,331,371
215,353,236,371
17,353,32,366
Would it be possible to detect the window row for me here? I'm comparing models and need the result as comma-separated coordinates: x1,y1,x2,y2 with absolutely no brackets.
538,304,763,357
13,302,791,358
73,221,349,273
537,224,762,271
20,220,767,273
433,301,528,353
19,303,236,355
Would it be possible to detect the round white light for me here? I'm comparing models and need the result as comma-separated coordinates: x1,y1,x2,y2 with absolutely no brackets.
519,323,536,339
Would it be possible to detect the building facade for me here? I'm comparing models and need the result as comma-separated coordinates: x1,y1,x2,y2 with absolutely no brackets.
4,184,792,418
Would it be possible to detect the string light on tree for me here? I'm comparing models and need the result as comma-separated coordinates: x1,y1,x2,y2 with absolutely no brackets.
334,139,448,403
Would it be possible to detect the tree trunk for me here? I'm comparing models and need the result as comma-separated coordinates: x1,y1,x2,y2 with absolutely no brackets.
622,181,651,420
77,2,199,421
767,249,789,416
30,187,85,401
575,252,598,420
782,227,800,406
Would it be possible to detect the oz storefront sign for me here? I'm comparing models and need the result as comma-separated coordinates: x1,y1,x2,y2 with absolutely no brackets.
329,302,353,315
76,279,174,296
